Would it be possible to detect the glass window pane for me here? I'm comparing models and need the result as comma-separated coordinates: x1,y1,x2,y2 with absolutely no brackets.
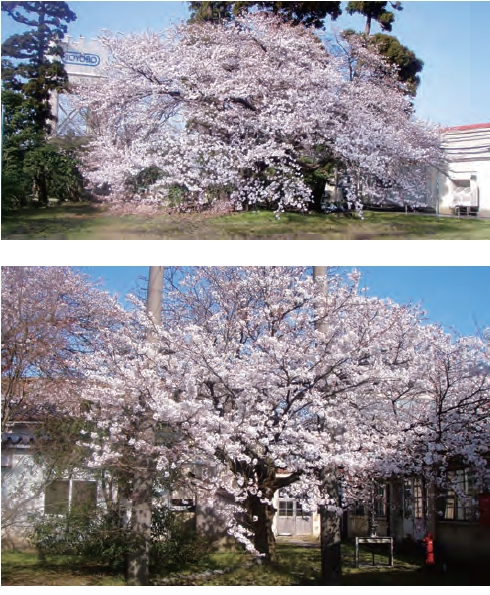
71,480,97,512
45,480,69,515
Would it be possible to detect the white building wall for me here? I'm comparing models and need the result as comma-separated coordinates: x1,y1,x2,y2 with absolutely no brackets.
435,124,490,216
1,450,45,547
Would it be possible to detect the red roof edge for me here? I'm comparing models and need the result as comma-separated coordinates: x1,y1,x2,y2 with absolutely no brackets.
444,123,490,132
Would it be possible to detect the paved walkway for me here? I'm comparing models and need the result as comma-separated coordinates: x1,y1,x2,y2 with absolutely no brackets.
276,535,320,548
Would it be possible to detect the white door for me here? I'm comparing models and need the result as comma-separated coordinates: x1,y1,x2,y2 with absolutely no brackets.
276,499,313,536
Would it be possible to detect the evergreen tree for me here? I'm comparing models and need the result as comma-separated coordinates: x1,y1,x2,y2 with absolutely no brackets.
2,1,77,135
1,2,77,207
344,3,423,96
346,1,403,36
188,1,235,23
369,33,423,96
188,2,342,28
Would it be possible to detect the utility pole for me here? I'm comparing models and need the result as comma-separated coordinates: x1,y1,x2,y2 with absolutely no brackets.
126,266,164,585
146,266,164,324
313,266,342,585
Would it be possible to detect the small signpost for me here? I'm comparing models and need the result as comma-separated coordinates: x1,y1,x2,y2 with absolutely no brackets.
355,536,394,568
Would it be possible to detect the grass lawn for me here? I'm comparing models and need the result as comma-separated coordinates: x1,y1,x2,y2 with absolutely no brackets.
2,541,488,586
2,202,490,239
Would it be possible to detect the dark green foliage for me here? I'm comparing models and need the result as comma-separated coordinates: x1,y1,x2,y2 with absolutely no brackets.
346,2,403,35
23,141,87,202
125,166,166,194
29,503,210,574
188,1,236,23
344,4,422,96
1,2,80,209
188,2,342,28
370,33,423,95
1,2,77,135
1,2,77,60
1,137,88,212
299,156,336,212
28,505,136,569
150,503,211,574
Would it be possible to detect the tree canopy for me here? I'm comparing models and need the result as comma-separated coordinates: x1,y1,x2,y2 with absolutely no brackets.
76,14,441,213
188,2,342,28
369,32,423,96
1,1,76,134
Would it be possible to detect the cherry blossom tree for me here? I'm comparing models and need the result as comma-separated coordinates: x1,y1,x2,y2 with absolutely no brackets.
8,266,486,580
76,14,442,213
1,266,122,430
331,318,490,541
71,268,214,585
158,267,439,563
386,326,490,496
1,266,124,544
67,266,422,566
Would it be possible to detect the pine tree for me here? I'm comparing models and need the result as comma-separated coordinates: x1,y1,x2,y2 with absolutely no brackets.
345,2,423,96
2,2,77,135
188,2,342,28
346,1,403,36
369,33,423,96
1,2,77,206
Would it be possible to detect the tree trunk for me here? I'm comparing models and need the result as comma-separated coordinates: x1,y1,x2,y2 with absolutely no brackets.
312,273,342,585
125,267,164,586
320,467,342,585
364,15,372,36
126,469,153,585
36,174,48,206
247,493,277,563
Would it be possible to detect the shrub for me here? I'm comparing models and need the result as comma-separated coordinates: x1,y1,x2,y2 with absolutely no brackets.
28,502,211,573
150,503,211,574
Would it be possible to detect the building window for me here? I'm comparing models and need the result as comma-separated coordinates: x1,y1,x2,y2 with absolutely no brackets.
443,469,479,521
45,480,70,515
374,483,387,518
404,478,425,519
44,479,97,515
1,452,13,469
71,480,97,512
278,500,295,517
296,501,312,518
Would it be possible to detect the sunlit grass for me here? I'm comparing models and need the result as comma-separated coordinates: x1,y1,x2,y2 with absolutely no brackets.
2,202,489,239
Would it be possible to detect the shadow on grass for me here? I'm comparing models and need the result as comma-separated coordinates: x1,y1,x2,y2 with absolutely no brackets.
3,543,490,586
1,551,125,586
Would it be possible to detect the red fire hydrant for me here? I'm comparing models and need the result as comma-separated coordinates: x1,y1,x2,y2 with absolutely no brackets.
422,532,435,566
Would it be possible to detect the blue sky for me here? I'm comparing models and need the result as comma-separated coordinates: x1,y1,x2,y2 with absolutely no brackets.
1,1,489,126
75,266,490,337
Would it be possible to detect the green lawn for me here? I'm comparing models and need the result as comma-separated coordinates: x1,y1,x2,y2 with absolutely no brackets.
2,541,488,586
2,202,490,239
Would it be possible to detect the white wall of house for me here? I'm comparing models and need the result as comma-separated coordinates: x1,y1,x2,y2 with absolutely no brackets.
2,441,100,549
2,449,46,548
